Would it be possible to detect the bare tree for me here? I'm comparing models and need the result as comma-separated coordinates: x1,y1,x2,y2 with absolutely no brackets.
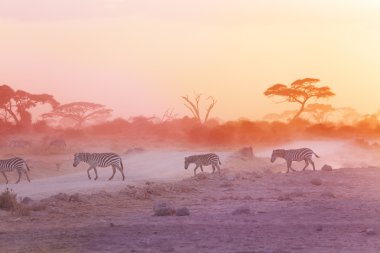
42,102,112,128
161,108,178,122
181,93,217,124
264,78,335,121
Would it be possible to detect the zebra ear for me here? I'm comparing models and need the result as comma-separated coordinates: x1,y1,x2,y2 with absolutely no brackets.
184,157,188,161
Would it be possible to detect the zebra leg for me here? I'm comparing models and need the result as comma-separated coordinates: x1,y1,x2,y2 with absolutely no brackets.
289,161,297,172
117,166,126,181
200,165,204,173
215,164,221,175
16,170,22,184
108,166,117,181
211,165,216,174
93,167,99,180
87,166,94,180
302,159,310,171
24,169,31,182
286,161,291,173
309,159,316,171
193,165,200,176
1,172,8,184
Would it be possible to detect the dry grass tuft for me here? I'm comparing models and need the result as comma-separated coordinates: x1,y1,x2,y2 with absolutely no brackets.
0,188,30,216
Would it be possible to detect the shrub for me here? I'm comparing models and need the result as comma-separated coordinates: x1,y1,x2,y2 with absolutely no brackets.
0,189,30,216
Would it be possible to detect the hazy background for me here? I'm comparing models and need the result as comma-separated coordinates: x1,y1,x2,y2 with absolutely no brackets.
1,0,380,120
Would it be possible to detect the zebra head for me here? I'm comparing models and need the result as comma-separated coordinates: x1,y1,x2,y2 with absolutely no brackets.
271,149,285,162
270,150,278,163
184,157,190,170
73,153,81,167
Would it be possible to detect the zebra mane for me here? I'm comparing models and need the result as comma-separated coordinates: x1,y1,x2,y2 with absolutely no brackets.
274,149,286,157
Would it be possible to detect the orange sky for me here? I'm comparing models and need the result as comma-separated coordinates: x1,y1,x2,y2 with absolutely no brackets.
1,0,380,121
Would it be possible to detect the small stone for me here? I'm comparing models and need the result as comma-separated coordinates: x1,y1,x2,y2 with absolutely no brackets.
21,197,33,205
69,193,81,202
232,206,250,215
321,191,335,198
310,178,322,186
277,194,292,201
175,207,190,216
366,228,377,235
321,165,333,171
153,201,175,216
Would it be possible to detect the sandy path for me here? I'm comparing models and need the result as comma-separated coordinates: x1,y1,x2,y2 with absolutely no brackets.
0,151,231,200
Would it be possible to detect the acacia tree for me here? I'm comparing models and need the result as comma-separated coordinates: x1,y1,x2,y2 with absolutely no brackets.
42,102,112,128
304,103,335,123
181,93,217,124
264,78,335,121
0,84,59,127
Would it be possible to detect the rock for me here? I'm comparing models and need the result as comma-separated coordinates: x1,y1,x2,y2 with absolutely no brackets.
277,194,292,201
321,164,333,171
310,178,322,186
69,193,81,202
220,182,233,188
321,191,336,198
21,197,33,205
175,207,190,216
316,225,323,232
153,201,175,216
366,228,377,235
232,206,251,215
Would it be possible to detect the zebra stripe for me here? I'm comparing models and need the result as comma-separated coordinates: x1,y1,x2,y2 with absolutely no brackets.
73,152,125,181
270,148,320,173
0,157,31,184
184,153,222,175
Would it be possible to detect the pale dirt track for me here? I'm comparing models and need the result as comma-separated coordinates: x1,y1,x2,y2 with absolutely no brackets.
0,151,231,200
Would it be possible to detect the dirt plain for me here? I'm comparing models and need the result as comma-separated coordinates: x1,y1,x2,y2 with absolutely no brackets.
1,146,380,253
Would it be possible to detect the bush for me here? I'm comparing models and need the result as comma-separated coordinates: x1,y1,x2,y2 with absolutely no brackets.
0,189,30,216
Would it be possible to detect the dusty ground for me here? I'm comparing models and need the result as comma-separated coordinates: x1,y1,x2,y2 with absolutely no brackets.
1,151,380,253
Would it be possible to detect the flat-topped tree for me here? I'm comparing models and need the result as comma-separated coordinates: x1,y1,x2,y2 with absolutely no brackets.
304,103,335,123
264,78,335,121
42,102,112,128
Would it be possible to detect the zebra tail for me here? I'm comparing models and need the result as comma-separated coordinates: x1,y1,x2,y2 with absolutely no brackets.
313,152,320,158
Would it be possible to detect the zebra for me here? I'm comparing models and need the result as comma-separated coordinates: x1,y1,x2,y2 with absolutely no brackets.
184,153,222,176
0,157,31,184
270,148,320,173
73,152,125,181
